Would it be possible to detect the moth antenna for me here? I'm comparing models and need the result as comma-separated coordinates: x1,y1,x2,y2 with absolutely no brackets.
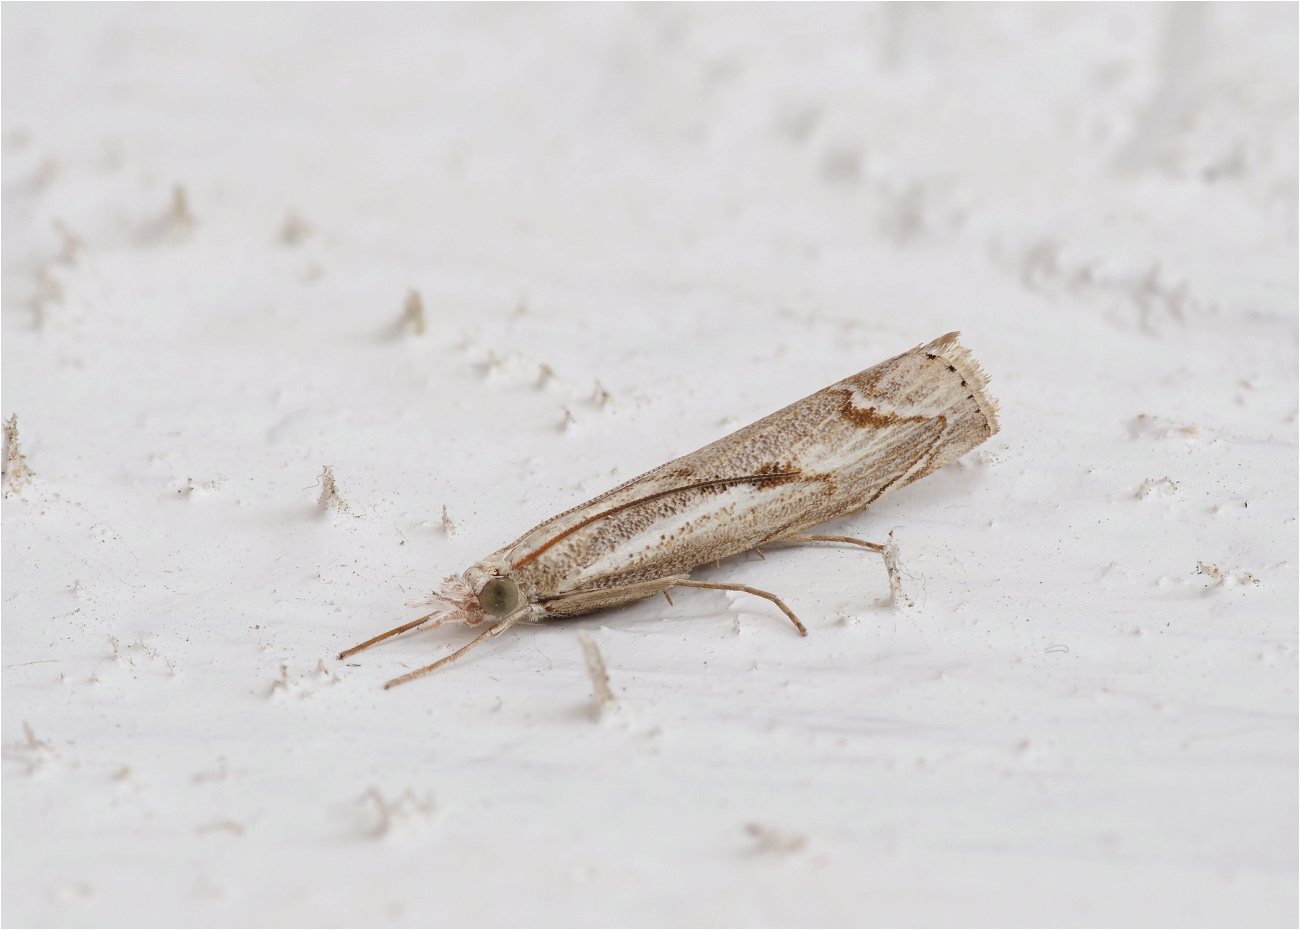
338,611,441,660
383,611,524,689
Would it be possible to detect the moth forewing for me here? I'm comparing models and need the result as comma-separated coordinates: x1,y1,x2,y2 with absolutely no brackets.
343,331,998,686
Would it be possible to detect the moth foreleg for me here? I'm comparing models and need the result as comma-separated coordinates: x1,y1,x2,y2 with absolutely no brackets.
669,579,807,636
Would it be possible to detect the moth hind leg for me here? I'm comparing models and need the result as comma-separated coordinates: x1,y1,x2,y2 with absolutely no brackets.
766,533,904,605
768,532,885,552
542,576,808,636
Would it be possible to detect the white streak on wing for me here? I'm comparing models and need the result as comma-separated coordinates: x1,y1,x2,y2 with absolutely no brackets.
564,482,799,587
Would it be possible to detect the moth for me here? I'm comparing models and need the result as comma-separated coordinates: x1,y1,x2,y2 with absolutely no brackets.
342,332,999,687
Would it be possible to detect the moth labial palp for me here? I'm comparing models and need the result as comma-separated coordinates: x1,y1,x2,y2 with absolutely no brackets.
341,331,1000,687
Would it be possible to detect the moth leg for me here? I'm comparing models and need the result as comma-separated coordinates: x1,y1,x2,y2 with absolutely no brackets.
383,608,528,689
768,533,904,605
338,610,441,660
768,532,885,552
669,579,807,636
538,576,804,635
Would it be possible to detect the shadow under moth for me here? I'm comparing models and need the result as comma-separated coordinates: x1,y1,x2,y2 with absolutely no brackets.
342,331,999,687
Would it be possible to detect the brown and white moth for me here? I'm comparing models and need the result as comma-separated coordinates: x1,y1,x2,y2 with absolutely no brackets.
342,331,999,687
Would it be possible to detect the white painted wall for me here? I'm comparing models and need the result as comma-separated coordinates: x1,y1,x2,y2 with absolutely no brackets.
3,5,1295,924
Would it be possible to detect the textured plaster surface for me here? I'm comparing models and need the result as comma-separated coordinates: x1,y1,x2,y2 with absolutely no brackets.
3,5,1296,925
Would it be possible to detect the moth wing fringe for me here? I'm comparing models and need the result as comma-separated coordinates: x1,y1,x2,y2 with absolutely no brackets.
920,331,1000,435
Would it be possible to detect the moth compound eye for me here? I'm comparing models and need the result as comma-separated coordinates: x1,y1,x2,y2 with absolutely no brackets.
478,577,519,616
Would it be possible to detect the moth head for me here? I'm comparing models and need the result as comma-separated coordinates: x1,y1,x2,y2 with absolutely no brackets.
463,560,522,618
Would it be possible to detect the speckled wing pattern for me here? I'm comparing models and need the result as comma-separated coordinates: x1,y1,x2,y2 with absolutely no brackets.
500,332,999,613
